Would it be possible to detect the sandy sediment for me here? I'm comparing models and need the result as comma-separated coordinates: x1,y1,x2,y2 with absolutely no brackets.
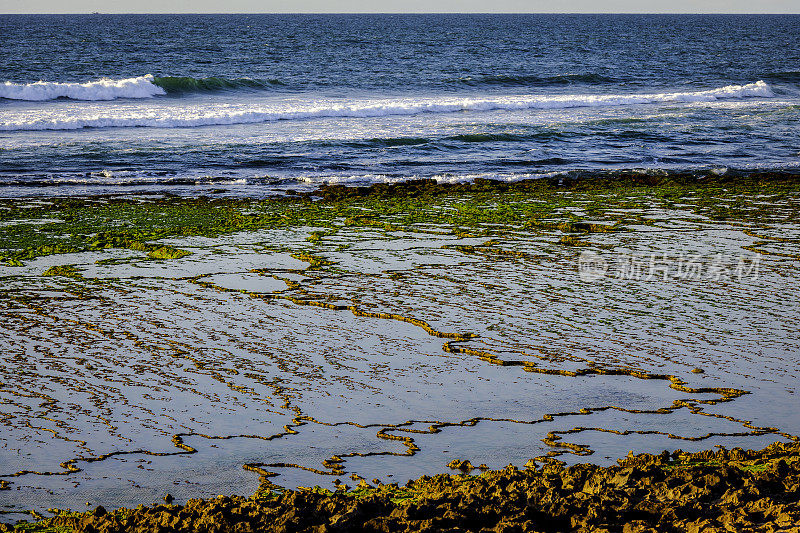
11,441,799,533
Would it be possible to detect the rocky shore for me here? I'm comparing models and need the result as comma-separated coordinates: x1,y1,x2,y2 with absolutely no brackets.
7,442,799,533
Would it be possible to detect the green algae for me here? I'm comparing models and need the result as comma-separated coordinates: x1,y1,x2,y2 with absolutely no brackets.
41,265,81,278
661,454,800,473
289,484,421,505
7,524,71,533
304,231,327,244
289,252,333,269
145,245,191,260
3,173,800,528
557,234,587,247
5,508,141,533
4,510,82,533
1,174,799,267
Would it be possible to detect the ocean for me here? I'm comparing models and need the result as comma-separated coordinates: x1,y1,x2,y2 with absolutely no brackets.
1,13,800,197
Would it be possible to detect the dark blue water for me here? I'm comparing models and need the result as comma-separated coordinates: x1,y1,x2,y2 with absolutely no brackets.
1,14,799,196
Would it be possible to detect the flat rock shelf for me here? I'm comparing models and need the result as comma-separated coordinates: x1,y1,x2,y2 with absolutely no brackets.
1,174,799,531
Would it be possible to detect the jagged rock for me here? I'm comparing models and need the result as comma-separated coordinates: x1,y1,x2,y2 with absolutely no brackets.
16,441,800,533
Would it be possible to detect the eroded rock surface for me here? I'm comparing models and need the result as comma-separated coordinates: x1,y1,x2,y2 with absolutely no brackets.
17,442,800,533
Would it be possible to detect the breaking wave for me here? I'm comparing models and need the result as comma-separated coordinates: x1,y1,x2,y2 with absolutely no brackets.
0,75,166,101
0,74,283,101
0,81,775,131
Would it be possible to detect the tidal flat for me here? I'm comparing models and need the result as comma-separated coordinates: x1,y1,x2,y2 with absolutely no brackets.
1,175,799,525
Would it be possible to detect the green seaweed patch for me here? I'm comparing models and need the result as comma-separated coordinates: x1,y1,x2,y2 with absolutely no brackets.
146,246,191,260
342,484,420,505
558,221,618,233
2,173,800,266
94,257,134,266
1,244,80,267
7,524,72,533
620,444,800,475
305,231,326,244
5,510,84,532
41,265,81,278
558,235,588,246
94,238,190,260
295,483,423,505
290,252,333,269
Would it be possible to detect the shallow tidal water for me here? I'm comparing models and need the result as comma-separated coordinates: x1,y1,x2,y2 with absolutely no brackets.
1,188,798,520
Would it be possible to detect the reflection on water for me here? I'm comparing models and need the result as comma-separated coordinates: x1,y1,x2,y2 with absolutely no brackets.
1,194,798,520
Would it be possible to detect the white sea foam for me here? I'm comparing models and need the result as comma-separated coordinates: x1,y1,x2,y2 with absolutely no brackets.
0,81,774,131
299,171,560,187
0,75,165,101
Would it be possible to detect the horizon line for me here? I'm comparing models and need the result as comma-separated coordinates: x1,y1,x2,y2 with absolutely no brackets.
2,11,799,15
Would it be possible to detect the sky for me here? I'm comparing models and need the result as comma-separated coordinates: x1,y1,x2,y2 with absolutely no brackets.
1,0,798,14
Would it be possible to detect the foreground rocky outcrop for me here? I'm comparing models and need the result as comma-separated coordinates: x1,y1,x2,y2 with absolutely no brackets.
8,442,800,533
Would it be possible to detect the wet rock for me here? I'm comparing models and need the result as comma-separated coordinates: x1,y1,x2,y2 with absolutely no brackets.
22,441,800,533
447,459,474,473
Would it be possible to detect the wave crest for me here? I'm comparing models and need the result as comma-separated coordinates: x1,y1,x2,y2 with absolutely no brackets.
0,75,165,101
151,76,283,94
0,74,285,101
0,81,775,131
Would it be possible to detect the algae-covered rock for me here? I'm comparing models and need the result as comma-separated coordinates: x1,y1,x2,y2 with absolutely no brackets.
21,441,800,533
42,264,81,277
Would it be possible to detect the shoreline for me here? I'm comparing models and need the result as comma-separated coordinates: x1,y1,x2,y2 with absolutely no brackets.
2,168,800,203
5,441,799,532
3,170,800,269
